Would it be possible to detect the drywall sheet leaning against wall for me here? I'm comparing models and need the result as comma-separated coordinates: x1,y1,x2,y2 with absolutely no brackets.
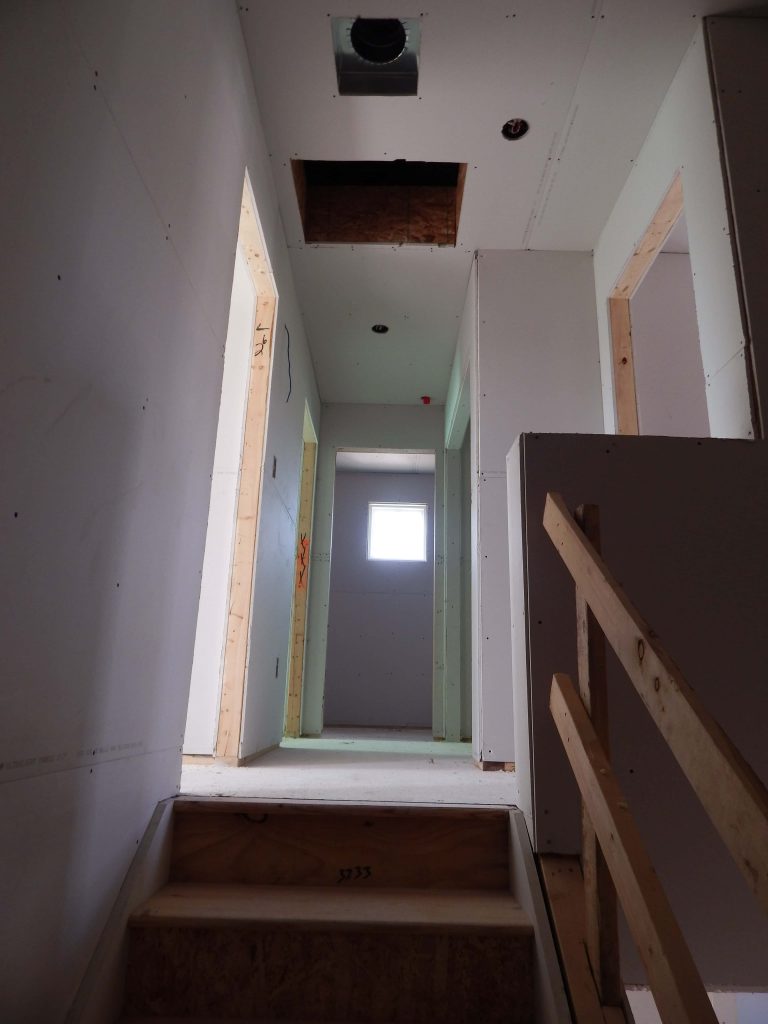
707,17,768,438
593,22,752,439
473,251,602,764
508,432,768,986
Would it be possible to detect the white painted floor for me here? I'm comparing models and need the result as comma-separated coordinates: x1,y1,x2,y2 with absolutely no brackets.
180,743,518,806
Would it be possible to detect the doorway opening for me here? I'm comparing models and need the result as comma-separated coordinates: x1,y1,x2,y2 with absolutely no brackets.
321,449,437,746
609,173,709,437
183,173,277,764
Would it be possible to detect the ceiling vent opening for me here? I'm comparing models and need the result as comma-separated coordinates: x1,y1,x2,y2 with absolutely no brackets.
332,17,420,96
292,159,467,246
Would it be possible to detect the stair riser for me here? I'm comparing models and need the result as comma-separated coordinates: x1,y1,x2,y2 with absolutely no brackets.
125,927,534,1023
170,810,510,889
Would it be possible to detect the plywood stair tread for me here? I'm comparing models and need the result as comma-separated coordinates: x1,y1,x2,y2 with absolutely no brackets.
129,882,532,934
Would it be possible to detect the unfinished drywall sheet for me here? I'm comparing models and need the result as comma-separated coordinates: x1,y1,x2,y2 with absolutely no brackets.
324,471,435,729
508,433,768,986
184,247,256,755
0,3,318,1017
631,252,710,437
474,251,602,764
593,24,752,439
302,404,445,737
708,17,768,437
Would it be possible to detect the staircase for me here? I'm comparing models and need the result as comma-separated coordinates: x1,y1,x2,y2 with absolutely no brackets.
121,799,542,1023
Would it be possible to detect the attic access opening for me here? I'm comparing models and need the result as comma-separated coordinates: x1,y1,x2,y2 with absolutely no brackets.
292,159,467,246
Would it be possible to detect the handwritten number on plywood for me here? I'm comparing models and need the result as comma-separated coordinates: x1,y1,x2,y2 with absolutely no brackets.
337,865,373,883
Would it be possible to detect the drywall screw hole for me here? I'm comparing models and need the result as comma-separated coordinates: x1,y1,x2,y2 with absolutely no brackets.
621,357,627,364
637,639,645,661
654,677,660,692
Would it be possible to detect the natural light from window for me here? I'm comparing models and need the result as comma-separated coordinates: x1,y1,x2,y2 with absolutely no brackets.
367,502,427,562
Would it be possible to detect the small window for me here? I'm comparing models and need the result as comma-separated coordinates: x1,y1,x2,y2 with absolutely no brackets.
367,502,427,562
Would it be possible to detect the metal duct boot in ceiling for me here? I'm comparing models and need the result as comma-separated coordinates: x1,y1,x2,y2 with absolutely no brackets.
331,16,420,96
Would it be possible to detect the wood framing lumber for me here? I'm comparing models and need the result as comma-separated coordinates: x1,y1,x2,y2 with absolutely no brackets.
574,506,622,1009
550,673,717,1024
539,855,621,1024
216,293,275,759
610,174,684,300
284,440,316,738
608,297,639,436
544,491,768,914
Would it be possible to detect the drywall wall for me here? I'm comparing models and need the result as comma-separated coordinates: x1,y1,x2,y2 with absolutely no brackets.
302,404,444,736
0,3,318,1018
508,432,768,985
631,252,710,437
472,250,603,763
184,246,256,755
708,17,768,437
323,471,435,728
594,24,752,439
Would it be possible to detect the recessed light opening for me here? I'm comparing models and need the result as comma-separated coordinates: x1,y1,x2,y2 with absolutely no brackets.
501,118,530,141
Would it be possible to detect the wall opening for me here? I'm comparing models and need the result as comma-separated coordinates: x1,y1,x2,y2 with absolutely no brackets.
183,173,277,762
608,173,709,437
322,449,436,735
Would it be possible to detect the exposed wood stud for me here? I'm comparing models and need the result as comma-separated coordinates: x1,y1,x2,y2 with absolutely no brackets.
608,297,639,436
215,179,277,761
608,172,684,436
284,440,317,738
539,854,618,1024
574,505,622,1009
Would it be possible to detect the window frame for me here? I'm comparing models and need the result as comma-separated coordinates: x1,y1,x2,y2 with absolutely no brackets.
366,501,428,563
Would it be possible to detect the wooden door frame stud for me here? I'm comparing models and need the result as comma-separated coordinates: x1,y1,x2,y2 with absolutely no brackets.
215,175,277,762
608,173,684,435
284,416,318,738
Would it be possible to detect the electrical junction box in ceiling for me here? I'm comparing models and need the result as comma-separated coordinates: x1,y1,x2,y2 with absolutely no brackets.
331,17,420,96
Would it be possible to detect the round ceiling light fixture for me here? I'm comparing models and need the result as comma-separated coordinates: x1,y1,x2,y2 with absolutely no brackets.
371,323,389,334
501,118,530,141
350,18,407,65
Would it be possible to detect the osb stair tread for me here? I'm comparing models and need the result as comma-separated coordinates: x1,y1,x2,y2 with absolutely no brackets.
129,883,532,934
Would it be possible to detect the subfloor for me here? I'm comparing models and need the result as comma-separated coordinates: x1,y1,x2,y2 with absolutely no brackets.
180,728,517,806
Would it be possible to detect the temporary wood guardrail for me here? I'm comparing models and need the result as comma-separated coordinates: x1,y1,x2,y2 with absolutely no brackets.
542,491,768,1024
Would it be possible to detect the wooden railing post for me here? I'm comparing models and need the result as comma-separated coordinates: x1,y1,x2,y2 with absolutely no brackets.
574,505,622,1009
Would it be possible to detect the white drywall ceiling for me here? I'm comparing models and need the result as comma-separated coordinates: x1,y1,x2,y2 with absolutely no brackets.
336,451,435,473
239,0,768,405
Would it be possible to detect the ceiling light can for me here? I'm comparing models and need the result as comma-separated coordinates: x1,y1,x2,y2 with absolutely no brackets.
501,118,530,141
